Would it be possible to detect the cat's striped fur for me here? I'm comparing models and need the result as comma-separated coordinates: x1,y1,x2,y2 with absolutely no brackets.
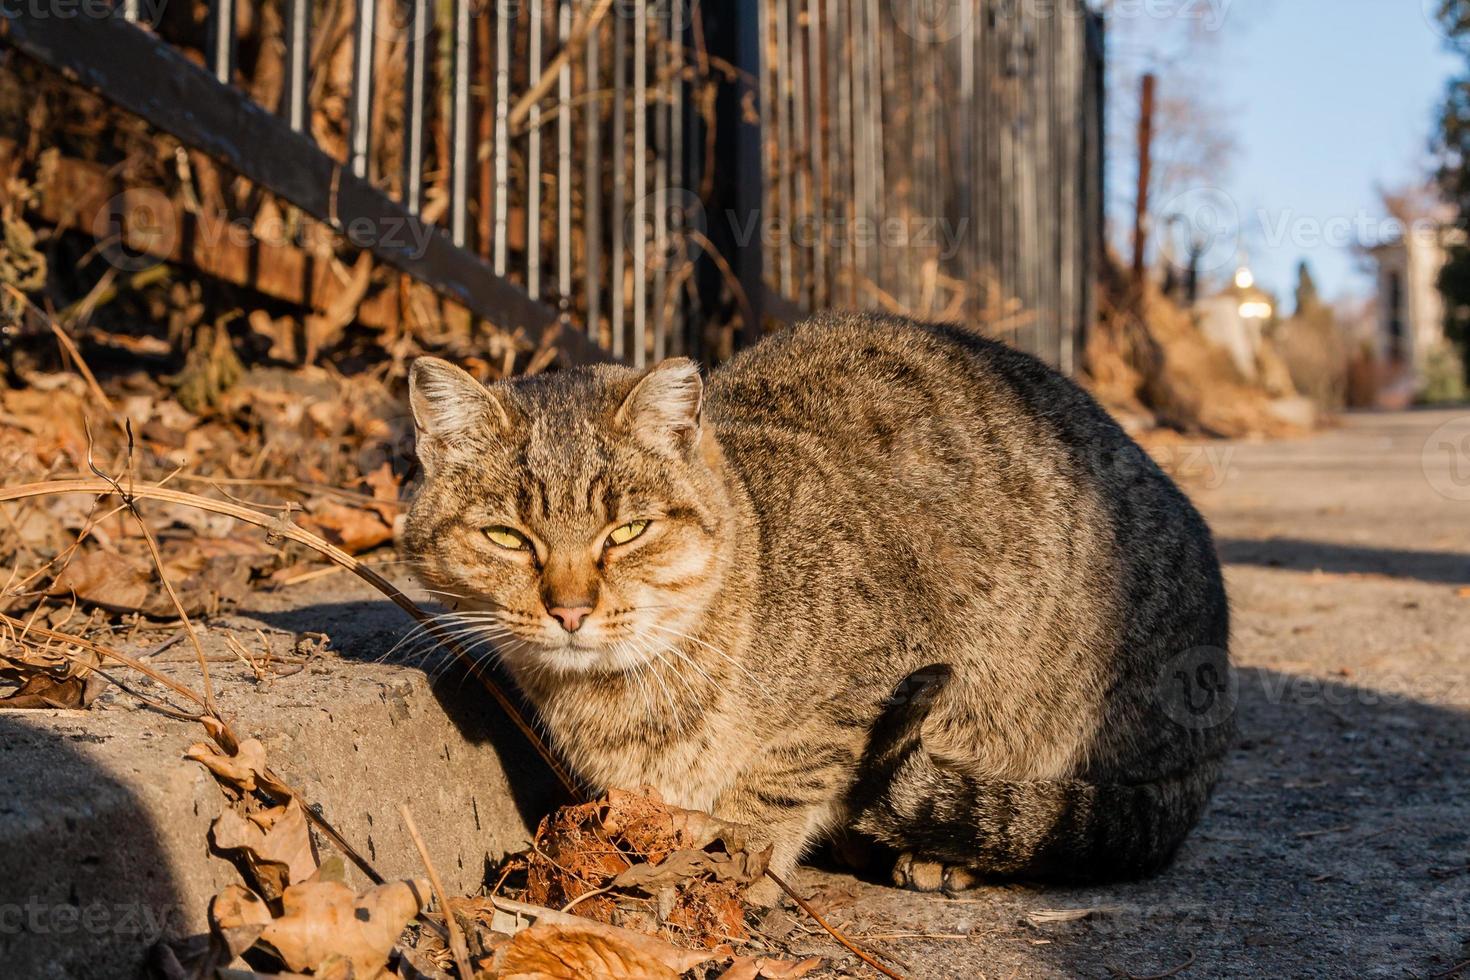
404,312,1232,899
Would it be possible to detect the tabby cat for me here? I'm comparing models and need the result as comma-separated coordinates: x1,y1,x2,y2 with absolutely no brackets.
404,312,1232,900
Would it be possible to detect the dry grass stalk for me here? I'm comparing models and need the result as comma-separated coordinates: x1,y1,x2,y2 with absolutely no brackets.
762,869,905,980
400,804,474,980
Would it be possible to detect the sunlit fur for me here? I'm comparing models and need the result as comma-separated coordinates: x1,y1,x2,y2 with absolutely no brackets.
403,313,1232,901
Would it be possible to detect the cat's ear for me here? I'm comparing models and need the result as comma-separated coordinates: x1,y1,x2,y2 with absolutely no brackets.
614,358,704,454
409,357,510,475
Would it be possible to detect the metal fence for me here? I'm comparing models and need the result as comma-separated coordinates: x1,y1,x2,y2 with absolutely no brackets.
0,0,1103,371
743,0,1105,371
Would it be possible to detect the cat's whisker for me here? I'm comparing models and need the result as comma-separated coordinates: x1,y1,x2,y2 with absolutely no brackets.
612,637,653,719
643,623,754,680
629,630,703,730
389,622,516,663
643,634,717,692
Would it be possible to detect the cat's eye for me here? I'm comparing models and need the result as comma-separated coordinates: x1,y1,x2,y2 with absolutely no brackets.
484,526,530,551
605,520,650,548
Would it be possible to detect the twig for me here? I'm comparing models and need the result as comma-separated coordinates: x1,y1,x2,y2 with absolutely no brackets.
137,632,187,659
0,478,581,798
508,0,616,133
0,611,206,712
85,428,217,715
1293,824,1352,839
687,229,757,340
559,884,616,914
1432,957,1470,978
400,804,474,980
2,283,117,416
164,473,402,507
762,869,905,979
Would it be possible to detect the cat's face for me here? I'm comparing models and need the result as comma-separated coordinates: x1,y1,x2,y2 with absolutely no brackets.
402,357,731,677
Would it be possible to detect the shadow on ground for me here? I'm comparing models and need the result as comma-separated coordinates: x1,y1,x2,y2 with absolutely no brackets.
250,598,568,831
0,716,182,980
834,667,1470,978
1218,537,1470,585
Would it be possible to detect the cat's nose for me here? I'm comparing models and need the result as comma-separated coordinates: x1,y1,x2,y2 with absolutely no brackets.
548,605,595,633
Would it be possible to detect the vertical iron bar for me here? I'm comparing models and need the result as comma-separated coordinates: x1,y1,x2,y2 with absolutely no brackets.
788,0,809,310
755,0,775,302
401,0,428,212
825,0,847,303
842,0,857,303
806,0,824,308
668,0,685,354
959,0,975,320
653,0,670,360
772,0,793,298
528,0,544,298
493,0,513,273
448,0,471,244
558,0,573,305
283,0,311,134
208,0,237,84
610,7,628,359
632,0,648,367
864,0,883,295
850,0,869,300
906,0,922,309
584,0,603,341
349,0,377,179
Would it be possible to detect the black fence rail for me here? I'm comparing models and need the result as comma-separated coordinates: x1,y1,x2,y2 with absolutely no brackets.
0,0,1103,372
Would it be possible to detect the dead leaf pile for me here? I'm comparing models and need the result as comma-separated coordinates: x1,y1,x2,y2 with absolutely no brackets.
154,733,431,979
0,628,104,709
521,788,773,949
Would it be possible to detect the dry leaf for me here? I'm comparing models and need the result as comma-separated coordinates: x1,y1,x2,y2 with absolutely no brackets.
211,799,317,900
717,956,825,980
185,737,294,799
0,667,88,709
186,738,270,792
209,883,273,960
0,644,103,709
524,789,768,946
300,500,394,553
256,878,427,978
487,919,718,980
48,550,182,618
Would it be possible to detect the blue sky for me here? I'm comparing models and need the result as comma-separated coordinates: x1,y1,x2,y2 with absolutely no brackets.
1109,0,1461,302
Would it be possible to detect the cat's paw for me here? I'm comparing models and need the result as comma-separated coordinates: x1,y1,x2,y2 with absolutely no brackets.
891,852,981,896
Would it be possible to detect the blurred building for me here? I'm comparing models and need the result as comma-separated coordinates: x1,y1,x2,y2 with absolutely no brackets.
1196,267,1276,381
1367,210,1462,401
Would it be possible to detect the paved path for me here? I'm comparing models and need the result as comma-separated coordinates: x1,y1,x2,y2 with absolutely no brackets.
802,409,1470,978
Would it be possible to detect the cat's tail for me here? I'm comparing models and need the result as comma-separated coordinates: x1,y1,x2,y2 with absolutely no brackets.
848,665,1225,881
